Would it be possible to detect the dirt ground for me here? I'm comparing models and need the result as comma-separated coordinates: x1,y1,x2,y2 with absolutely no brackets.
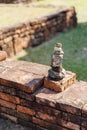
0,118,32,130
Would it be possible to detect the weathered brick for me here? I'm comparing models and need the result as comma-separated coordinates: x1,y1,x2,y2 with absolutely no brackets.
68,113,81,125
17,105,35,116
20,99,34,108
35,88,57,108
18,118,36,130
17,112,32,122
13,38,23,54
0,106,32,122
4,36,12,43
0,51,7,61
15,29,21,34
35,104,61,117
2,41,14,57
0,92,20,104
29,29,35,35
81,117,87,127
0,60,19,68
0,113,18,123
56,118,80,130
33,117,66,130
56,81,87,116
56,103,81,116
81,127,87,130
61,112,68,120
0,106,17,116
36,125,48,130
0,85,16,95
0,67,44,94
16,61,49,76
44,29,50,41
44,71,76,92
0,99,16,109
82,104,87,118
16,90,35,101
36,112,56,123
22,36,31,49
20,99,61,117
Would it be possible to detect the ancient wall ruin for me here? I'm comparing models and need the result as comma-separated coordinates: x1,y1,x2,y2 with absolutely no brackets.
0,60,87,130
0,7,77,57
0,0,36,4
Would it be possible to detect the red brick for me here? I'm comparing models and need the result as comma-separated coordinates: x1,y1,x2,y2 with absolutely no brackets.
44,29,50,41
17,105,35,116
81,127,87,130
0,106,32,122
18,118,36,129
0,113,18,123
33,117,66,130
82,104,87,118
36,125,48,130
81,117,87,127
2,41,14,57
35,104,61,117
4,36,12,43
22,36,31,49
16,61,49,76
68,113,81,125
56,118,80,130
16,90,35,101
56,103,81,116
36,112,56,123
13,38,23,54
61,112,68,120
35,88,57,108
0,99,16,109
0,71,42,94
0,92,20,104
44,71,76,92
0,85,16,95
0,51,7,61
0,61,46,93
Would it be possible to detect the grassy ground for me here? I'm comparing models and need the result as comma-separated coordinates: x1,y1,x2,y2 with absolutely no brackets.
16,0,87,81
0,5,54,28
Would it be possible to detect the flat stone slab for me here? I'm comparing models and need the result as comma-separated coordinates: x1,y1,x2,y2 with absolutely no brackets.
0,60,49,93
44,71,76,92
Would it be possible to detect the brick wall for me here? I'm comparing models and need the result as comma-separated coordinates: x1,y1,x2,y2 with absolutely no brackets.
0,6,77,57
0,60,87,130
0,0,36,4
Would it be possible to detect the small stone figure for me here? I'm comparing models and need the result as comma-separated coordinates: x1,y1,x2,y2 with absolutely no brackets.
48,43,66,80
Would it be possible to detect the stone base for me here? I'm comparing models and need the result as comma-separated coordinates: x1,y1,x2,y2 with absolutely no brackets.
44,71,76,92
48,68,66,80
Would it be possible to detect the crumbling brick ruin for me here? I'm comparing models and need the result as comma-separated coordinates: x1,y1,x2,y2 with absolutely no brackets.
0,6,77,57
0,60,87,130
0,0,36,4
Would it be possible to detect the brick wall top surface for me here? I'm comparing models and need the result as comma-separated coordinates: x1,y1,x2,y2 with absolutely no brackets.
36,81,87,115
0,60,49,93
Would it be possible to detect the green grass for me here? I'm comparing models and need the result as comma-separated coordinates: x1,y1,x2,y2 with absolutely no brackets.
14,0,87,81
18,24,87,81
